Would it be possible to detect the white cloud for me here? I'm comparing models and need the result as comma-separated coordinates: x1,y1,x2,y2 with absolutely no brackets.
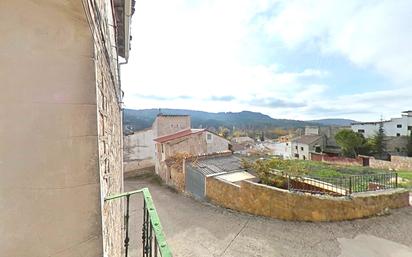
264,0,412,83
122,0,412,121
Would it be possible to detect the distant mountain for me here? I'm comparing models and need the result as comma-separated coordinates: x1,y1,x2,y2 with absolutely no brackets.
308,118,357,126
124,108,322,132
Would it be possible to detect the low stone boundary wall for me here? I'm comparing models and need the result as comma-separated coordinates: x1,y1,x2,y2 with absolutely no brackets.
205,177,409,221
310,152,362,166
370,156,412,171
124,159,155,174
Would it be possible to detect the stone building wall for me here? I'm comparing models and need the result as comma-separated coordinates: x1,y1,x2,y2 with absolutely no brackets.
85,1,124,256
206,132,230,153
153,115,191,137
370,156,412,171
206,177,409,221
170,165,186,192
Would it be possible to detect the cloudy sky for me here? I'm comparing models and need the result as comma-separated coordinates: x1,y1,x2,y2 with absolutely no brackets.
121,0,412,121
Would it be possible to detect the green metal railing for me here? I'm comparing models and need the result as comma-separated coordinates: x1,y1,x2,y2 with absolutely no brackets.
105,188,172,257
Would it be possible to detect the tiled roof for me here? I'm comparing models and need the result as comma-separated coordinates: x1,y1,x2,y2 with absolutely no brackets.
189,155,244,176
154,129,205,143
292,135,322,145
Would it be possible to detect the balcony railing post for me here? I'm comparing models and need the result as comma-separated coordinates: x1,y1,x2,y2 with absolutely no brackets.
105,188,172,257
142,199,147,256
395,173,398,188
124,194,130,257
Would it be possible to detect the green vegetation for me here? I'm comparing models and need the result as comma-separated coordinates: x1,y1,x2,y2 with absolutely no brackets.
398,171,412,188
371,121,387,159
250,158,386,178
335,129,370,157
407,131,412,157
243,158,404,192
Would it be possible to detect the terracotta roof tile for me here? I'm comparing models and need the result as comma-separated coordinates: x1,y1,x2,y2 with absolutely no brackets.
154,129,205,143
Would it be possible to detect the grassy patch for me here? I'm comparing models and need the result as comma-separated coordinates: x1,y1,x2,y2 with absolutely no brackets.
397,171,412,189
260,158,388,178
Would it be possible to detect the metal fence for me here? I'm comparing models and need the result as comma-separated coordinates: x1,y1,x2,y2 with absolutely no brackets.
270,169,398,196
105,188,172,257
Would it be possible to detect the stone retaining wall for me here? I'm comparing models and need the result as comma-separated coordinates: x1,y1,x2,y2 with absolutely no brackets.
370,156,412,171
124,159,155,173
206,177,409,221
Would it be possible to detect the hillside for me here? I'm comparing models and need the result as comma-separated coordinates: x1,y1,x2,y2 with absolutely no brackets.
308,118,356,126
123,108,322,132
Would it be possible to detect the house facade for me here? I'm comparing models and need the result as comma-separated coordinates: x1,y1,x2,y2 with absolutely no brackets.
123,114,191,172
351,111,412,156
351,111,412,138
154,129,230,183
1,1,133,256
291,135,324,160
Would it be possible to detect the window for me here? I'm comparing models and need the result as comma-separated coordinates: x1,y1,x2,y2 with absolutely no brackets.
295,146,298,150
358,129,365,133
286,143,289,146
161,144,164,153
408,126,412,131
301,147,304,151
396,133,401,137
207,133,212,140
397,124,402,128
294,154,299,158
395,147,400,152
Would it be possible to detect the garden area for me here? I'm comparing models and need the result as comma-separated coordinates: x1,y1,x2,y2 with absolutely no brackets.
242,158,412,195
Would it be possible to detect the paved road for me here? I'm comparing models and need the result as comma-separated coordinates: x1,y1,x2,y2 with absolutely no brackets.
125,174,412,257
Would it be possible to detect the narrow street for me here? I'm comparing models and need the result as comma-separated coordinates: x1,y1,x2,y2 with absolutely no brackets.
126,174,412,257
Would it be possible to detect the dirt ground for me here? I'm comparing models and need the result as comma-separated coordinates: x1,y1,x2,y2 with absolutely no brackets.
125,174,412,257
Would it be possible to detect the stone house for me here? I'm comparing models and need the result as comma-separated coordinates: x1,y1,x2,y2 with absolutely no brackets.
232,136,255,145
304,125,344,155
154,129,230,183
123,114,191,172
291,135,324,160
1,1,133,256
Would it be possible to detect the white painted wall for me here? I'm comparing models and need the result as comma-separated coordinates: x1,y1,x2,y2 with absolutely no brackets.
291,142,310,160
124,129,155,161
351,114,412,138
265,142,292,159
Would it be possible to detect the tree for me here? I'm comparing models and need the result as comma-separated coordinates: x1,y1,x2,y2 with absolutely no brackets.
217,126,230,139
372,121,386,159
407,130,412,157
335,129,364,157
260,131,265,142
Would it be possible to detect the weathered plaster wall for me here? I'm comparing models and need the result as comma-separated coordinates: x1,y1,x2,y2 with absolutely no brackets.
0,1,103,256
0,1,125,256
206,177,409,221
123,129,155,173
370,156,412,171
124,129,155,161
206,132,230,153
